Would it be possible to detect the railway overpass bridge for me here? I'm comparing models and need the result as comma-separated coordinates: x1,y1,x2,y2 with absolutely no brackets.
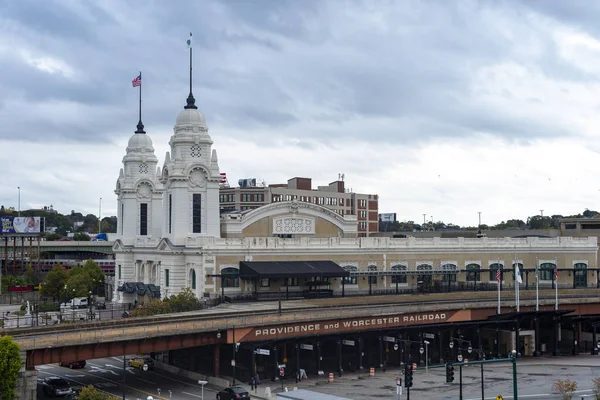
6,290,600,399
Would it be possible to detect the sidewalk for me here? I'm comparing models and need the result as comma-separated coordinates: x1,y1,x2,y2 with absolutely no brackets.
238,370,383,400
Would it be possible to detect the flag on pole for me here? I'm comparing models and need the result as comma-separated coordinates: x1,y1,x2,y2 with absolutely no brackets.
496,268,501,283
219,172,227,184
187,32,192,48
132,73,142,87
554,265,558,280
516,264,523,284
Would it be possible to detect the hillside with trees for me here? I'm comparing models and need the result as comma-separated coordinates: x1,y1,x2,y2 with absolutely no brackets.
379,209,599,233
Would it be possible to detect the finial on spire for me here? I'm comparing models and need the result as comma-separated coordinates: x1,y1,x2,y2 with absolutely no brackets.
132,72,146,133
184,32,197,109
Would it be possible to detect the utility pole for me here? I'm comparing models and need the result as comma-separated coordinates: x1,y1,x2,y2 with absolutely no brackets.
17,187,21,217
98,197,103,233
540,209,544,217
478,211,481,228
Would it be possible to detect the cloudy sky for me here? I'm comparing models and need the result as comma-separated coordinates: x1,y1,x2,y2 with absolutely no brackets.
2,0,600,227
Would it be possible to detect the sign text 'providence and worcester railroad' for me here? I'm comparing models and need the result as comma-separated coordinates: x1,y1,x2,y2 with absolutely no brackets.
248,311,460,341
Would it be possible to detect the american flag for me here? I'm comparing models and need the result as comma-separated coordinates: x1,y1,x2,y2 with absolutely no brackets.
219,172,227,184
496,268,501,284
554,266,558,280
132,74,142,87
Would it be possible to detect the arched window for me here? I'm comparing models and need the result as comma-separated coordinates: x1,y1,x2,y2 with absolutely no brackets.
417,264,432,284
489,263,503,282
391,265,407,284
466,264,480,282
189,269,197,290
540,263,556,281
574,263,587,288
343,266,357,285
222,267,239,288
441,263,457,283
368,265,377,285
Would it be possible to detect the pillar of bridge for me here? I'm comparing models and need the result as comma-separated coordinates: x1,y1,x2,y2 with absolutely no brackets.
16,351,37,400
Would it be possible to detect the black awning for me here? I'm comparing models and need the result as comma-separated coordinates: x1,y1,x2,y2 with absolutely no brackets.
239,260,350,279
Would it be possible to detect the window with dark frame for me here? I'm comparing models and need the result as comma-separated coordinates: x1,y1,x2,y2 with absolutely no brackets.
140,203,148,236
165,269,170,287
168,194,172,234
193,194,202,233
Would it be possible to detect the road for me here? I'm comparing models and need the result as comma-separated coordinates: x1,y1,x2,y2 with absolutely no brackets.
36,356,217,400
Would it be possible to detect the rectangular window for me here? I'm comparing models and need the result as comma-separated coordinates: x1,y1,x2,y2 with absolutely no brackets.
168,194,172,234
140,203,148,236
260,278,270,287
165,269,170,287
193,194,202,233
118,265,121,280
285,277,299,286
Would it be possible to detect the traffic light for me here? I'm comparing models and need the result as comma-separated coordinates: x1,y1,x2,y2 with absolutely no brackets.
404,364,413,388
446,362,455,383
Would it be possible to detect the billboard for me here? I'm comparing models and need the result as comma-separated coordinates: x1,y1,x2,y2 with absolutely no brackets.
1,217,42,234
379,213,397,223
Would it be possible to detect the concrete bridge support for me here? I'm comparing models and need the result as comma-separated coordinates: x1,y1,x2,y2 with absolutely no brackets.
16,350,37,400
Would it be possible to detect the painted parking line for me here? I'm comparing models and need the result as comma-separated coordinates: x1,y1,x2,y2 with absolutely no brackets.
181,391,203,398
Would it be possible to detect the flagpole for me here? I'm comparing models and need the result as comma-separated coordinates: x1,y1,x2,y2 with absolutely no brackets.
535,257,539,312
185,32,197,110
497,258,501,315
514,245,520,312
138,70,142,123
555,257,558,311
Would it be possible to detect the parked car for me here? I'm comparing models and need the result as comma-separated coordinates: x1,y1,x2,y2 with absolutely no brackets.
216,387,250,400
59,360,86,369
129,357,154,370
42,376,73,397
95,301,106,309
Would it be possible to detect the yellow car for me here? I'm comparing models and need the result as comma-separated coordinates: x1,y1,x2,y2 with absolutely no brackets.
128,357,154,370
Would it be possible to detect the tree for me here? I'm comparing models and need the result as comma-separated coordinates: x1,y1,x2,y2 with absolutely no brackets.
78,385,120,400
73,232,91,241
0,336,21,400
41,266,68,300
44,232,62,241
65,273,91,299
25,264,41,286
553,378,577,400
167,287,201,312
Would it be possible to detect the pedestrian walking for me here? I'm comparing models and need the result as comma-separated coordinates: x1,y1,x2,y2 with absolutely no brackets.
250,376,256,391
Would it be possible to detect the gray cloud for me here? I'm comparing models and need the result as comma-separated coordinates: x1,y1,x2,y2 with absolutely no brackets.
0,0,595,146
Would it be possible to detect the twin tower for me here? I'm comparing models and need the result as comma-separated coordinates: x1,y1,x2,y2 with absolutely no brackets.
114,92,222,247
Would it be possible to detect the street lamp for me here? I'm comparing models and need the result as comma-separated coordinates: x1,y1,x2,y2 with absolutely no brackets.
423,340,430,371
198,380,207,400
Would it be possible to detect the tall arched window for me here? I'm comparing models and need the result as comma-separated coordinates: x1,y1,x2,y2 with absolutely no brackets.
466,264,480,282
391,265,407,284
574,263,587,288
222,267,240,288
189,269,197,290
417,264,432,284
441,263,457,283
540,263,556,281
343,266,357,285
368,265,377,285
489,263,503,281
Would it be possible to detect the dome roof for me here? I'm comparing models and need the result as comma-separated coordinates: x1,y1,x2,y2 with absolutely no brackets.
127,133,154,151
175,108,207,129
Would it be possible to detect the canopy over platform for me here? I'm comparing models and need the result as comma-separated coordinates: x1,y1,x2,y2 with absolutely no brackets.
239,260,349,279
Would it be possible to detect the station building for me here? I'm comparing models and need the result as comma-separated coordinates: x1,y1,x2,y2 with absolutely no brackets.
112,80,599,305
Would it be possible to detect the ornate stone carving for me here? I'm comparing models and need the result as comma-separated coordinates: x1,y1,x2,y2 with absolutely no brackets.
139,164,148,174
290,200,299,214
137,182,152,199
189,168,206,187
273,216,315,234
191,145,201,157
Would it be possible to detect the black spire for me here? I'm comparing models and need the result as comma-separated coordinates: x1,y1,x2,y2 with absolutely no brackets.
184,32,197,110
134,71,145,133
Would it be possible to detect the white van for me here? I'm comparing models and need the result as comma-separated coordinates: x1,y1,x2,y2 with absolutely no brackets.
66,298,89,309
